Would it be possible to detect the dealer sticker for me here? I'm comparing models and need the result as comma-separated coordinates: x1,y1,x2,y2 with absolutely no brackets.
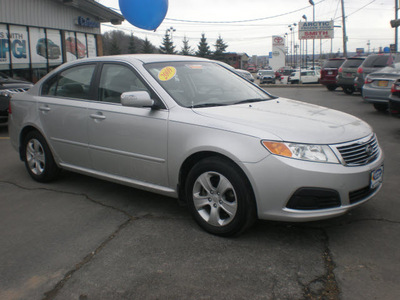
370,165,383,189
158,66,176,81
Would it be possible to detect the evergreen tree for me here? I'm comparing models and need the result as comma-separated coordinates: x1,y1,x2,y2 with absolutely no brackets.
109,35,121,55
213,35,228,61
180,36,193,56
159,30,176,54
196,33,211,58
128,33,137,54
142,37,154,54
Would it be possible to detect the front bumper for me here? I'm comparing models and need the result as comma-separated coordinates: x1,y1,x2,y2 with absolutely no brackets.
243,150,384,222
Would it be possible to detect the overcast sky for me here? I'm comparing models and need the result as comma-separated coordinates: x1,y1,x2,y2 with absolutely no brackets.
97,0,396,56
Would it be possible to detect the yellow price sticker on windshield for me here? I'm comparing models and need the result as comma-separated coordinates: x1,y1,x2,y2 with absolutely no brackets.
158,66,176,81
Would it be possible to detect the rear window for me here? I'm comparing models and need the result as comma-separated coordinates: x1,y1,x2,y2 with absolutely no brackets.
342,59,364,68
363,55,392,68
322,59,345,68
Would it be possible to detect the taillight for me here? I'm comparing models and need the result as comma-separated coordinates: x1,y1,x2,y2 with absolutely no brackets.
365,77,372,84
357,67,363,74
391,83,400,93
8,100,12,114
338,67,343,73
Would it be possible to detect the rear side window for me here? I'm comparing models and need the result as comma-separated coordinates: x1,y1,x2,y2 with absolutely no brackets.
41,64,96,99
363,55,391,68
342,59,364,68
322,59,345,68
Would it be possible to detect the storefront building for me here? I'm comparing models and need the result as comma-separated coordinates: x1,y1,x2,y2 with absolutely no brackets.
0,0,124,83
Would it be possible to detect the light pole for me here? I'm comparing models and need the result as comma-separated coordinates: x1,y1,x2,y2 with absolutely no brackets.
284,33,288,66
302,14,308,68
167,26,176,42
309,0,315,69
288,23,297,67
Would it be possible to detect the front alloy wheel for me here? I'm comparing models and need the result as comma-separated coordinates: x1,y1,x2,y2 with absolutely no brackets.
185,157,256,236
192,171,238,227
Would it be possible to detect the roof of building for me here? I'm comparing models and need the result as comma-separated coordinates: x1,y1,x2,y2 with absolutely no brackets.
52,0,124,24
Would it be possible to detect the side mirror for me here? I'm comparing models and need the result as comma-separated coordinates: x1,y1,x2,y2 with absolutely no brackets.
121,91,154,108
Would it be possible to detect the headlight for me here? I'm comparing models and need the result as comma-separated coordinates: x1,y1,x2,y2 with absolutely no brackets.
262,141,339,163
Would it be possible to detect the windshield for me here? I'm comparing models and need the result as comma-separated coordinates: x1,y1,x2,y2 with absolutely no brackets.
145,61,272,108
342,59,364,68
323,59,345,68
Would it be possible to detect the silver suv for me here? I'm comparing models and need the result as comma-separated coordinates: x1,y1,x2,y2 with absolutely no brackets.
354,53,399,92
8,55,384,236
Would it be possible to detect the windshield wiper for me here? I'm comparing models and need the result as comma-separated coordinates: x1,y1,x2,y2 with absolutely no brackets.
233,98,269,105
191,102,230,108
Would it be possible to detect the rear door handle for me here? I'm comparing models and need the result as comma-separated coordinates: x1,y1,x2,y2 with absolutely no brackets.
90,113,106,120
39,105,51,112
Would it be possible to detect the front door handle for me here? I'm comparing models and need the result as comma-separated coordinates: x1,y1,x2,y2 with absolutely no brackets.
90,113,106,120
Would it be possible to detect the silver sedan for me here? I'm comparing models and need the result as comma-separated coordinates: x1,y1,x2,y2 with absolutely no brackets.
362,63,400,111
8,55,384,236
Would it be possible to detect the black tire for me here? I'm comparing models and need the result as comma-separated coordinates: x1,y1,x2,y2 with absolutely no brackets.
373,103,388,112
343,87,354,95
327,85,337,91
291,80,299,84
185,157,256,237
23,131,60,182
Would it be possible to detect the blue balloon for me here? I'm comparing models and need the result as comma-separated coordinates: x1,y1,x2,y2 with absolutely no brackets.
119,0,168,31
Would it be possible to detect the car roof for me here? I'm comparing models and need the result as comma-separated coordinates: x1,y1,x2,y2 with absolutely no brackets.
69,54,209,65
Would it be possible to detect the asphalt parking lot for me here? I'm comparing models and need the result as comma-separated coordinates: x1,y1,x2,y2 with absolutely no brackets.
1,87,399,300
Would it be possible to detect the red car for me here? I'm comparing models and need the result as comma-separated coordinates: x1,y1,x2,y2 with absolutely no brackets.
65,37,86,59
320,58,346,91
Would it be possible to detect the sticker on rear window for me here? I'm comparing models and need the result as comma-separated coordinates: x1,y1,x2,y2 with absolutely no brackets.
158,66,176,81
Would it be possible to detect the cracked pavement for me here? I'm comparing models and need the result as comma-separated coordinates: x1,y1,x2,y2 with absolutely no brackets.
1,87,400,299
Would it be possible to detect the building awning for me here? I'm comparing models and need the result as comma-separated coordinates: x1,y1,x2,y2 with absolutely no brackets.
52,0,124,25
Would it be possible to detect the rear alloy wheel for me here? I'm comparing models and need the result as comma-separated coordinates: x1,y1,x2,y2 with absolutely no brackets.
185,157,256,236
23,131,60,182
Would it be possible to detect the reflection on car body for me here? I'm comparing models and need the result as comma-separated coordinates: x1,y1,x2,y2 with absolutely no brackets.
8,55,384,236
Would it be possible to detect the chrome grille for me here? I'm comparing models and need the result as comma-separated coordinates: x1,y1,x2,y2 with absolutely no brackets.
335,135,380,166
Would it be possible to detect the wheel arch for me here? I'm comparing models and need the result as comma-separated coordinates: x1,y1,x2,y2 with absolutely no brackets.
18,125,49,161
177,151,257,210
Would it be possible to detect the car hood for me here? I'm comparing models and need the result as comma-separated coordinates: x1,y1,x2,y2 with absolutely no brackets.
192,98,371,144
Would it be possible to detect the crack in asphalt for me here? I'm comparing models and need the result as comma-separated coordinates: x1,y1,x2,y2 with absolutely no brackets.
301,228,340,300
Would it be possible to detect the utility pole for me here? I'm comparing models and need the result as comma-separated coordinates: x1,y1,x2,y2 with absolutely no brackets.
396,0,399,52
341,0,347,57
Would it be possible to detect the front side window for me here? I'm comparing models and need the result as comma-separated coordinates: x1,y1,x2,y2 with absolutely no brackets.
145,62,272,107
41,64,95,99
98,64,150,103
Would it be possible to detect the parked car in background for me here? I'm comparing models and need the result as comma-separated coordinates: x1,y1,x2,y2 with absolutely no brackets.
0,72,33,123
389,78,400,114
7,54,384,236
354,53,399,92
320,58,346,90
258,70,276,84
288,70,320,84
235,69,255,82
247,64,257,72
362,63,400,112
280,68,295,84
336,57,365,94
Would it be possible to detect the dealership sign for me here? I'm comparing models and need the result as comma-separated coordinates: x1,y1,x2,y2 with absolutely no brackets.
299,21,334,40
